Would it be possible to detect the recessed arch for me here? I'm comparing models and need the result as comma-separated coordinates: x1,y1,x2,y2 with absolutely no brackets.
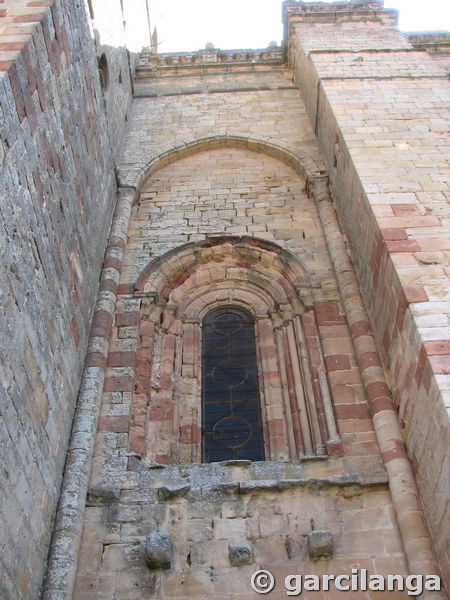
128,237,340,465
136,236,316,310
118,135,325,194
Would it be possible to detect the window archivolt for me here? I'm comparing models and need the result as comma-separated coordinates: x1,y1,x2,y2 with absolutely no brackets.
129,236,341,465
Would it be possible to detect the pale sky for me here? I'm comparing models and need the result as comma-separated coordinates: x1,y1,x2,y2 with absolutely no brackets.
150,0,450,53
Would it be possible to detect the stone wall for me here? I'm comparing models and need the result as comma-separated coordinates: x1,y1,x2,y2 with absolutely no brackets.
0,0,137,598
73,60,417,595
75,464,406,599
285,0,450,583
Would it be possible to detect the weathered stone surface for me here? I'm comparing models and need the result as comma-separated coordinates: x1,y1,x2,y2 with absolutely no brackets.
229,544,254,566
307,529,334,561
158,485,191,501
1,1,448,599
145,532,173,570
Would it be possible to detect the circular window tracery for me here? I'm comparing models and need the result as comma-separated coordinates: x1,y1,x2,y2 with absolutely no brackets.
202,306,264,462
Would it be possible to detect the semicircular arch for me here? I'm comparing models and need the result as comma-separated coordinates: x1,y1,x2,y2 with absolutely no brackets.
136,236,315,312
119,135,325,194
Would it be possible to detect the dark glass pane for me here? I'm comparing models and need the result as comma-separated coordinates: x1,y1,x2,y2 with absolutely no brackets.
202,306,264,462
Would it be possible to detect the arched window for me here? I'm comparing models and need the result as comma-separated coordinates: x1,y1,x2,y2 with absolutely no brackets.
202,306,264,462
130,237,342,464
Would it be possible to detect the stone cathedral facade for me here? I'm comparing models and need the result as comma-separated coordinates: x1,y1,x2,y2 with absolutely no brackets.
0,1,448,599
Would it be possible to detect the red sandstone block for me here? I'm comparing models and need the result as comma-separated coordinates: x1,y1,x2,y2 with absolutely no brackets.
103,256,122,270
134,378,149,395
335,403,370,420
117,283,134,295
350,320,371,338
366,380,390,403
141,336,153,348
97,416,128,433
115,312,139,327
91,311,113,339
149,404,173,421
381,439,407,464
303,324,316,336
28,1,53,6
128,435,144,458
379,216,441,228
380,228,407,241
14,13,45,23
103,376,134,393
315,301,340,316
391,204,419,216
158,373,172,391
326,440,344,458
365,381,393,416
301,313,314,325
179,424,200,444
308,347,321,365
86,352,107,369
140,321,154,337
386,240,420,253
423,340,450,355
135,363,150,378
98,278,118,294
325,355,351,371
358,351,381,371
155,454,170,465
164,335,177,352
179,424,192,444
421,361,433,394
0,43,25,51
137,348,152,361
315,301,346,326
267,418,285,436
403,284,427,303
107,351,135,367
395,288,408,333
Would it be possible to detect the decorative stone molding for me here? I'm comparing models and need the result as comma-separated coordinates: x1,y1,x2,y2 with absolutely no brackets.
308,175,443,588
128,236,341,464
283,1,397,25
138,45,283,73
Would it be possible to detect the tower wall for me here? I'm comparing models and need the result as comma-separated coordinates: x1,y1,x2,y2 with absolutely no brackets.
0,1,144,597
71,43,440,598
285,0,449,581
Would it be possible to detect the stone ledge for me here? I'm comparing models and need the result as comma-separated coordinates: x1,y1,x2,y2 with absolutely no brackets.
87,468,388,503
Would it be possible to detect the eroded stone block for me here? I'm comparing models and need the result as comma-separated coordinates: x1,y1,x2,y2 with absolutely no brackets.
307,530,333,561
145,532,173,570
229,544,254,566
